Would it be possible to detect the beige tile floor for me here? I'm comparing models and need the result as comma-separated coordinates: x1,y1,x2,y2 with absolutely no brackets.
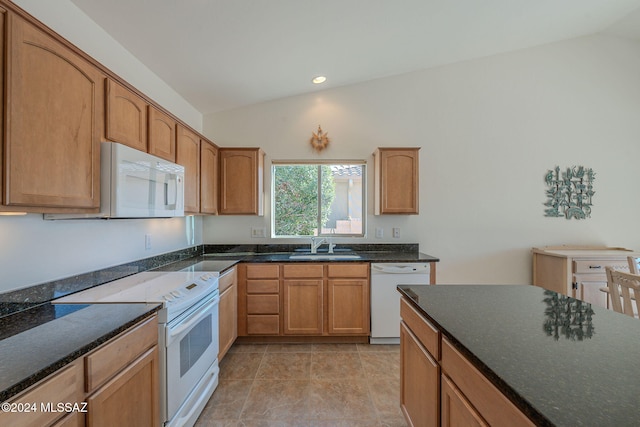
194,343,407,427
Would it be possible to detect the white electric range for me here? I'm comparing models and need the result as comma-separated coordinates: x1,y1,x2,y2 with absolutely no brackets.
56,267,220,427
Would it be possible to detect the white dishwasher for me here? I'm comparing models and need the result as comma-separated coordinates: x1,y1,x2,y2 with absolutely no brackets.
370,263,430,344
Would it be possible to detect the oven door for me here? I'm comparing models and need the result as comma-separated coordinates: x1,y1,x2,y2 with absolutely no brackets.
165,291,219,421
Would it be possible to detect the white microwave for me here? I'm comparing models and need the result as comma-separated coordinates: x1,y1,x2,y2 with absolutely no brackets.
46,142,185,219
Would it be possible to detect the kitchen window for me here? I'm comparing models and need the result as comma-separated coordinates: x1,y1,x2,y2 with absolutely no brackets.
271,162,365,237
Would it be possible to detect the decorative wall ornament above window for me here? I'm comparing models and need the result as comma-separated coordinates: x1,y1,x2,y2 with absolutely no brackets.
544,166,595,220
309,125,330,152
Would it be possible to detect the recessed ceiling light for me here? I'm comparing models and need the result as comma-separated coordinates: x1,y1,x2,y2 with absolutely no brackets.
312,76,327,84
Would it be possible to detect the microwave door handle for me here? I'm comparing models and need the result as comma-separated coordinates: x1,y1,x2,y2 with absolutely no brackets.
165,174,177,209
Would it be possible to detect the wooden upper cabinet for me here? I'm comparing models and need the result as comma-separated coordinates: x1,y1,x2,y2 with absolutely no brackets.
148,105,176,161
105,79,148,152
0,7,6,205
200,139,218,214
219,148,264,215
374,147,420,214
176,124,201,213
4,13,103,210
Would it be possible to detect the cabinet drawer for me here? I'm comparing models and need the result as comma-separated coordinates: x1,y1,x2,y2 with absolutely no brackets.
86,315,157,393
573,259,628,274
327,263,369,278
441,338,535,427
0,359,84,427
246,264,279,279
247,294,280,314
247,279,280,294
247,315,280,335
400,297,439,359
219,267,237,293
283,264,324,278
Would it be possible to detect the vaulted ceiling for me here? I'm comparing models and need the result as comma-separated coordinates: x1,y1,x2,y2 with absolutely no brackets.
71,0,640,114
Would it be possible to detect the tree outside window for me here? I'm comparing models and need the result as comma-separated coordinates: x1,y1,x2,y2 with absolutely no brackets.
272,163,364,237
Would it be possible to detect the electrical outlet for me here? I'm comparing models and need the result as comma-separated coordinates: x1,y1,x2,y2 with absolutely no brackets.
375,227,384,238
145,234,152,249
392,227,400,238
251,227,266,238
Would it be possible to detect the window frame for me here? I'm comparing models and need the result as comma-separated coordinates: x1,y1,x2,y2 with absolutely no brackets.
271,160,367,239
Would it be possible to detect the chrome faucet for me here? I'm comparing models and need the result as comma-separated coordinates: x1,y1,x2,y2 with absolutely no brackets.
327,237,336,254
310,237,326,254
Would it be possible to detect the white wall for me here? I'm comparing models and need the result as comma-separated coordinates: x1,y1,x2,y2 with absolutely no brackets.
203,34,640,285
0,1,205,293
0,215,201,293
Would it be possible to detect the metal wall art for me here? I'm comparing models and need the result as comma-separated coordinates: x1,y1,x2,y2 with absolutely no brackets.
310,125,330,152
544,166,595,220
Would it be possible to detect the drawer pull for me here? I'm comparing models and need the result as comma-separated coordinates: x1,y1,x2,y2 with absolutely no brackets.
589,265,602,269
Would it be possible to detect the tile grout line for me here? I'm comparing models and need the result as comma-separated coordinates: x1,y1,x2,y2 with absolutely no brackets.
359,346,385,425
235,349,265,422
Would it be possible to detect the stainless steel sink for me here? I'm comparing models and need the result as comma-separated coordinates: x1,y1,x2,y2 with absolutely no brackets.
288,254,361,260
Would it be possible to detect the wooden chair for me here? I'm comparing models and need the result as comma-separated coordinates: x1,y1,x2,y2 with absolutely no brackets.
605,266,640,318
628,256,639,274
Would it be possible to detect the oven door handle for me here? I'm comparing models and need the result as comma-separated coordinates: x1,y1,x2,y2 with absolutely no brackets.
166,295,219,345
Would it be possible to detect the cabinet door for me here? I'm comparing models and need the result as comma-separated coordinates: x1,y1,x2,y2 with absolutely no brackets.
327,278,370,335
86,346,159,427
148,105,176,161
575,279,608,308
374,148,419,214
441,374,488,427
176,124,201,213
6,14,102,209
400,321,439,427
200,140,218,214
218,269,238,360
219,148,264,215
283,279,323,335
105,79,147,151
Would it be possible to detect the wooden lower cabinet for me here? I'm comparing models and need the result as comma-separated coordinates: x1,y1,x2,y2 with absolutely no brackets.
441,374,487,427
51,411,85,427
400,296,535,427
327,278,369,335
400,322,439,427
240,264,281,336
86,347,158,427
238,263,370,339
0,315,159,427
218,267,238,360
283,279,323,335
0,359,84,427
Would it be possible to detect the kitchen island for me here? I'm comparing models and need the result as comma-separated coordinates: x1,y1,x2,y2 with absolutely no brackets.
398,284,640,427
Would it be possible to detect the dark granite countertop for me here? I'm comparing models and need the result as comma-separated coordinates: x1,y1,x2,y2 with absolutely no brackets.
398,284,640,427
0,243,437,403
0,302,160,402
200,251,438,263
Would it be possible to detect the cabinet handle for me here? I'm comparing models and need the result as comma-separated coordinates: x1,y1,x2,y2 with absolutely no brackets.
588,265,602,269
